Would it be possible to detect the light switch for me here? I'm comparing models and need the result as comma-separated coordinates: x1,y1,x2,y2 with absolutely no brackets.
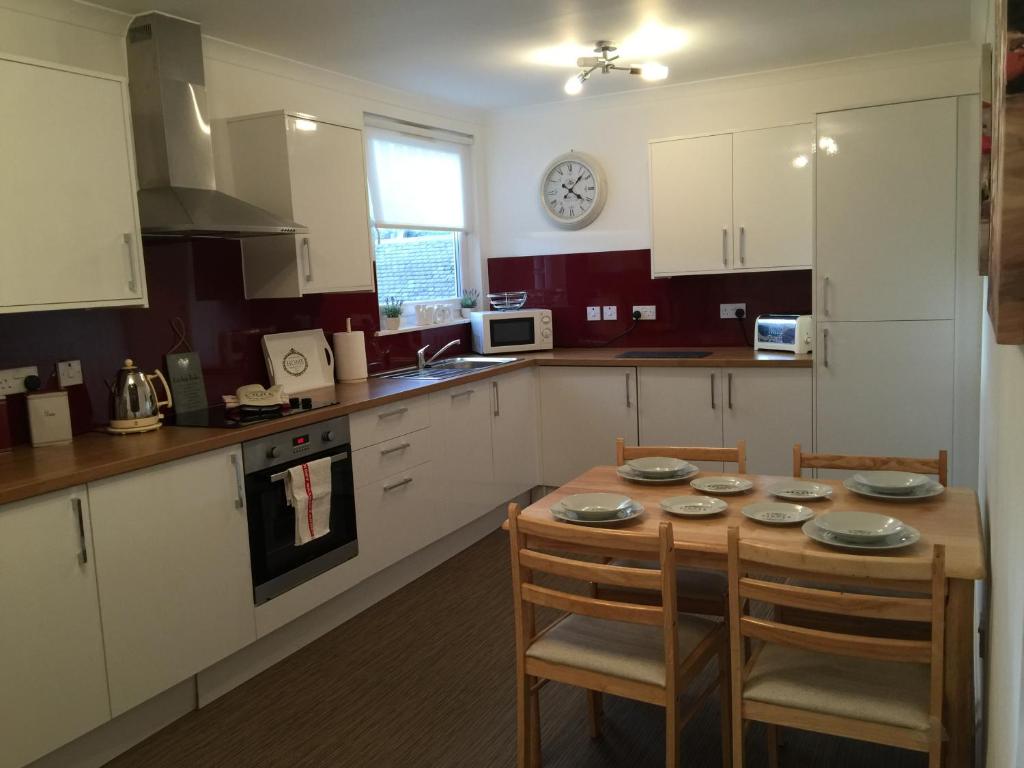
586,306,601,321
602,305,617,321
58,360,83,387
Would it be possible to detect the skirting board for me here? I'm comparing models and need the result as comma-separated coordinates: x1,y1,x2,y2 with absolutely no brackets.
25,494,527,768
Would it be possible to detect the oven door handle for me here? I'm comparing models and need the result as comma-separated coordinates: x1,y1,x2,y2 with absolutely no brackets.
269,452,350,484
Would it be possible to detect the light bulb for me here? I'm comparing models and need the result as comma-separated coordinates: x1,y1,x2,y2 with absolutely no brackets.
564,73,584,95
640,62,669,82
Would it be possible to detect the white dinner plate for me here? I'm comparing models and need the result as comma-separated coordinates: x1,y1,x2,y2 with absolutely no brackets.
690,476,754,495
843,478,945,502
742,501,815,525
802,519,921,551
660,495,728,517
617,465,698,484
626,456,694,477
551,501,645,526
814,510,905,542
852,471,931,495
766,480,833,501
560,492,633,519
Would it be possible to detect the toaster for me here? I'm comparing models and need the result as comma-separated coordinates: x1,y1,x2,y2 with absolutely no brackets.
754,314,814,354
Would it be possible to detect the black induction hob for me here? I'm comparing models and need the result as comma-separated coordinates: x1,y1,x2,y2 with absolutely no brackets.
168,399,339,429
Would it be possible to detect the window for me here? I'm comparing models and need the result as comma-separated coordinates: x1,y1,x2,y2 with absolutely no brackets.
365,118,473,306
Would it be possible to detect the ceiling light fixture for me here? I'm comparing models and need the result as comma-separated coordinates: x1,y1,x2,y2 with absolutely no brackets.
563,40,669,95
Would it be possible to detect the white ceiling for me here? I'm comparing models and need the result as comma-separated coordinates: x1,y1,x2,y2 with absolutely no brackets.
92,0,973,110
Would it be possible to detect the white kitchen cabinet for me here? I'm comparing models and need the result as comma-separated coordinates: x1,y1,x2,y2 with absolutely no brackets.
354,461,438,571
0,488,110,768
429,381,496,533
722,368,813,476
229,111,375,297
732,124,813,271
650,133,733,275
638,368,725,471
0,54,145,313
816,99,957,321
539,366,638,486
89,447,256,716
491,368,541,501
816,321,954,471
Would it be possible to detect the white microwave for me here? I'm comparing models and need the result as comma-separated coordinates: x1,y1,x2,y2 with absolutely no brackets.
471,309,553,354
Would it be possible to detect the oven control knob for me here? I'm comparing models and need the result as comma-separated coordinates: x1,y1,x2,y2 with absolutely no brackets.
266,446,280,459
541,328,552,338
322,430,335,442
541,315,551,324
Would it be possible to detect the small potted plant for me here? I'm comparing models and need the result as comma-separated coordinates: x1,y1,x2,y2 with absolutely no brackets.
381,296,403,331
460,288,480,319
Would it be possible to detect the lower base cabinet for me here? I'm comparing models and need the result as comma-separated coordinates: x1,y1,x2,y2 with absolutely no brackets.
638,368,725,470
88,447,256,716
491,368,541,502
354,460,438,570
0,488,110,768
539,366,639,486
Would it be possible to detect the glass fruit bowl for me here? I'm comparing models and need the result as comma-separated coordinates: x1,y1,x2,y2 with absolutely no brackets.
487,291,528,311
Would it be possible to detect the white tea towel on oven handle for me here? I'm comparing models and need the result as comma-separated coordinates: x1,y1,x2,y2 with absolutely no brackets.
285,457,332,545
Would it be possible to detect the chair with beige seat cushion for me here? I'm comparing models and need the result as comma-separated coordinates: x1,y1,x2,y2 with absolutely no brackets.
508,504,731,768
726,526,947,767
602,437,746,618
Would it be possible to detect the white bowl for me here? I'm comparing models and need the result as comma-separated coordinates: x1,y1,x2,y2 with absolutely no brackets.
853,471,931,495
626,456,692,477
814,510,905,541
560,493,633,520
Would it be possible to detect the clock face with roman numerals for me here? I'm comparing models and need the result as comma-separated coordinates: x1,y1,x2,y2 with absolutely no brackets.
539,152,607,230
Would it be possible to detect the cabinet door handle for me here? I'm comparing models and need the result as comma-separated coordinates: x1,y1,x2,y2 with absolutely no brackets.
625,372,632,408
230,453,245,509
451,390,473,400
302,237,313,282
380,442,411,456
377,407,408,419
721,228,729,267
823,328,830,368
72,497,87,564
727,372,734,410
710,372,716,410
492,380,500,417
383,477,413,492
124,233,137,293
822,276,831,317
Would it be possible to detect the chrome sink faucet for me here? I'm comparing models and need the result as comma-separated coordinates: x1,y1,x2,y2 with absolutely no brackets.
417,339,461,368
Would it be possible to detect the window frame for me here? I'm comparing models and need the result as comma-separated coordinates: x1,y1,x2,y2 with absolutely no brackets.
372,227,468,314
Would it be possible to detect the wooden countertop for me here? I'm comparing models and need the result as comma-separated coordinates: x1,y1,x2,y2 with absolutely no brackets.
0,347,811,506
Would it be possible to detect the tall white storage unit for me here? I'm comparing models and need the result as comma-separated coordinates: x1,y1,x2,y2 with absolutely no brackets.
815,98,959,477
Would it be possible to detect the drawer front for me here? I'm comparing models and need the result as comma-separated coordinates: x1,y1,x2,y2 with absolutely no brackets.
349,395,429,450
355,462,437,570
353,427,431,488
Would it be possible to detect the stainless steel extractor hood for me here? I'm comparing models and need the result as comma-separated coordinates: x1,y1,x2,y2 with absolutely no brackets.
126,13,306,238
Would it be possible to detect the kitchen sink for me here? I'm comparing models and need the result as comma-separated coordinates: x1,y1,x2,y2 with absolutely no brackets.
381,357,518,381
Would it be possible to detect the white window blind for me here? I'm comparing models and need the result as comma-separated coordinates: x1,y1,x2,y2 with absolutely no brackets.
365,122,473,232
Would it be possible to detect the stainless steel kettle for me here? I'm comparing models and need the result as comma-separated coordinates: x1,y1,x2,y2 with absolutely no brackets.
108,358,173,433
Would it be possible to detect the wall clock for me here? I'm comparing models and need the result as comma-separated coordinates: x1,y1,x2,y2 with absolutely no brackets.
539,151,607,229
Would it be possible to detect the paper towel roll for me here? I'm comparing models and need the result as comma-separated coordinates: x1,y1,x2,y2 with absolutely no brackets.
333,329,368,382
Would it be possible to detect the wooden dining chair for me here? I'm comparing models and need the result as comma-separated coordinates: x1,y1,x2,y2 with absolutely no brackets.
791,444,948,485
617,437,748,474
726,526,947,767
508,503,731,768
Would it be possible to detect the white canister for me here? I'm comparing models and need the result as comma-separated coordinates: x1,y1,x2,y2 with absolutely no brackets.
27,391,73,446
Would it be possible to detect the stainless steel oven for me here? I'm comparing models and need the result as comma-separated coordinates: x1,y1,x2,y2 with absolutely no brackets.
242,416,357,605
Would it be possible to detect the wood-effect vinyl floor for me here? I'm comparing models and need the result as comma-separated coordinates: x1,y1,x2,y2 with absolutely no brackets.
105,529,926,768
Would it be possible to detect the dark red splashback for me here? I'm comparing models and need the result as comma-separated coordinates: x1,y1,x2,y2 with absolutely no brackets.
0,239,467,436
487,250,811,348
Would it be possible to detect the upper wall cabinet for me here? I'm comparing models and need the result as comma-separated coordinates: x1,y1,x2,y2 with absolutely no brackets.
816,99,956,321
228,111,375,298
649,123,812,277
0,55,146,313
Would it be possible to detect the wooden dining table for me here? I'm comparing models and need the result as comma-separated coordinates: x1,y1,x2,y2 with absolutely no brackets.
506,466,986,767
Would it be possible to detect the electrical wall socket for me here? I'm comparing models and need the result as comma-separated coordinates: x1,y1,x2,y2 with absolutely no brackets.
602,305,617,321
632,305,656,320
586,306,601,321
0,366,39,399
719,303,747,319
58,360,83,387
